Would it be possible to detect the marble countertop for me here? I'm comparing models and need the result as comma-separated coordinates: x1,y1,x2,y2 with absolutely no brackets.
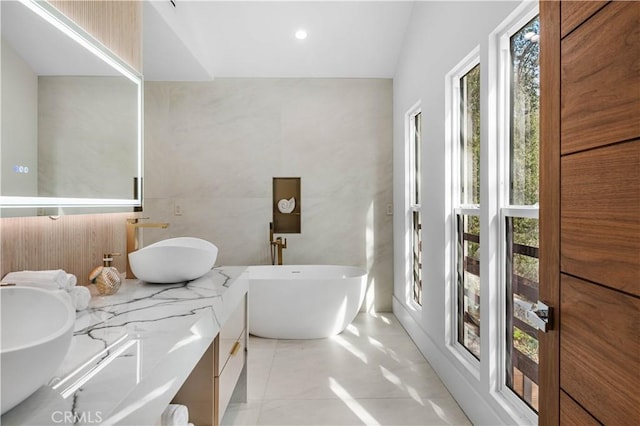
1,266,249,426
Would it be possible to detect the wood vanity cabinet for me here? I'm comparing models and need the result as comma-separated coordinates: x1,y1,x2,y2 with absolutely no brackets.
172,294,248,426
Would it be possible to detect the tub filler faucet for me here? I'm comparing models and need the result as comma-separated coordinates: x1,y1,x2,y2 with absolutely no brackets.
126,217,170,278
269,222,287,265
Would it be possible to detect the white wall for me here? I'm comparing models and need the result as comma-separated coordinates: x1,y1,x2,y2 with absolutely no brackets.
1,39,38,197
392,1,524,425
144,78,393,311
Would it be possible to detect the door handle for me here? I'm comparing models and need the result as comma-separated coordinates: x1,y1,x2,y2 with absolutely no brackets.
526,301,553,332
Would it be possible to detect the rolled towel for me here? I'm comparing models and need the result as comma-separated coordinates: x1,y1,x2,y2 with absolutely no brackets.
277,197,295,214
2,269,67,290
160,404,189,426
66,273,77,290
69,286,91,311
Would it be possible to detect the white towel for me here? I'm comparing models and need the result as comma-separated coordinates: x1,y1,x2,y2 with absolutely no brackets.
70,286,91,311
66,273,77,290
2,270,89,310
160,404,189,426
2,270,68,290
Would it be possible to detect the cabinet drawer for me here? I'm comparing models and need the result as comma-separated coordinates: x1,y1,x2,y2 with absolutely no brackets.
218,297,246,374
217,330,246,418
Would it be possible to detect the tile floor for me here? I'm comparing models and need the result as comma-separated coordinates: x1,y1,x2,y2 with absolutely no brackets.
222,313,471,426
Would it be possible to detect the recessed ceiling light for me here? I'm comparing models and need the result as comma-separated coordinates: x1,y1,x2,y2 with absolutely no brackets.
295,29,308,40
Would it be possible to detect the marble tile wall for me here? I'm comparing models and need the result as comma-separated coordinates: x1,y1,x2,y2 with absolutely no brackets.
143,78,393,311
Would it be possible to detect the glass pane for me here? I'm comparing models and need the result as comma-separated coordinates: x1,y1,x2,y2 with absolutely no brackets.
414,112,421,205
506,216,539,412
510,16,540,206
412,210,422,305
460,65,481,206
457,213,480,359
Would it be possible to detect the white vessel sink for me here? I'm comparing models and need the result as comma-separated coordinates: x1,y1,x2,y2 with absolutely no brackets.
1,286,75,414
129,237,218,283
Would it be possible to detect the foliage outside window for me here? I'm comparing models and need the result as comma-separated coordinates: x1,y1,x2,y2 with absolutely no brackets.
505,15,540,413
461,65,481,207
456,64,481,359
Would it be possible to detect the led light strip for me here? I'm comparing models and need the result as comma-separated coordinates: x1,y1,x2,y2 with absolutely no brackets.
18,0,139,84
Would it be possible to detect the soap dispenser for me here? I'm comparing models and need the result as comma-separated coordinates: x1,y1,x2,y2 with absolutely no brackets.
90,253,122,295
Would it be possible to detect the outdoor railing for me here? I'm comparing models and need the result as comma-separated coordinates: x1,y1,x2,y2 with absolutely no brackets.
506,216,539,412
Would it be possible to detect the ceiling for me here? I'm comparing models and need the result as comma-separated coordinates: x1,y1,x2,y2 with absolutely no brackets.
143,1,415,81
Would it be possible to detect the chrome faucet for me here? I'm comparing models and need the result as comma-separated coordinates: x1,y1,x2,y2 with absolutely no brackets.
126,217,169,278
269,222,287,265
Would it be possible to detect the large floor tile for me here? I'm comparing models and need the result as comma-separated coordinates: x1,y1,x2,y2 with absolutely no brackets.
256,397,470,426
263,357,451,400
256,399,368,425
356,397,471,425
348,313,408,337
248,337,277,400
222,313,470,426
222,401,262,426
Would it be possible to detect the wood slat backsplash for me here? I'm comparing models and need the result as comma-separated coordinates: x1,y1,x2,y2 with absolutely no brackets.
0,213,130,285
48,0,142,72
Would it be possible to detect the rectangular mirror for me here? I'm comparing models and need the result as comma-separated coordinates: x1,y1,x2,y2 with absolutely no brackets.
1,0,142,216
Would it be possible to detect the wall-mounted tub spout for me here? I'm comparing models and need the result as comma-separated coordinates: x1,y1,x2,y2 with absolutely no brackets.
269,222,287,265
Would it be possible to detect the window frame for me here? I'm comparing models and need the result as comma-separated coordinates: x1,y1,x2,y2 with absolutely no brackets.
405,102,423,309
446,47,482,373
441,2,540,424
494,4,540,423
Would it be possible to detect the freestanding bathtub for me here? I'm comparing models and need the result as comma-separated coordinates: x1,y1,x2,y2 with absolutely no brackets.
248,265,367,339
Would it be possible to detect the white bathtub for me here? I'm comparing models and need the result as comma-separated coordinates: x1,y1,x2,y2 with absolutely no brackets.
248,265,367,339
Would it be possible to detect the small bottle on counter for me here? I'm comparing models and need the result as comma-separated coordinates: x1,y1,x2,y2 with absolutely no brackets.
90,253,122,295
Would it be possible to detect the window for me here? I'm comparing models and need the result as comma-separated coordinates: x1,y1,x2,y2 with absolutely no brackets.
443,3,539,421
454,63,481,359
502,14,540,413
408,110,423,306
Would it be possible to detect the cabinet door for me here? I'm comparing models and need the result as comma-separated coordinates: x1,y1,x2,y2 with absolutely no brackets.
215,295,248,424
217,297,247,375
172,342,216,426
217,330,247,418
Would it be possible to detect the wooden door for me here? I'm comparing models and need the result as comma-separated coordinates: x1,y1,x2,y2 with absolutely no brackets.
539,1,640,424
